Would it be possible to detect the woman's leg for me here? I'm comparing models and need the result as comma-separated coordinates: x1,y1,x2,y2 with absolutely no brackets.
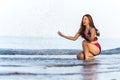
83,40,100,60
77,40,100,60
77,52,84,60
77,52,94,60
82,40,94,60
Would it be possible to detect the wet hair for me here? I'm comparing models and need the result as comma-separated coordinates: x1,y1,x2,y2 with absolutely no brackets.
78,14,100,38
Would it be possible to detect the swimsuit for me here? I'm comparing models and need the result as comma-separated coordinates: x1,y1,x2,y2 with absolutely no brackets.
85,29,101,54
93,37,101,52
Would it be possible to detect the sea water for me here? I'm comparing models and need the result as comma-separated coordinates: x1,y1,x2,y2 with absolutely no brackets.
0,36,120,50
0,37,120,80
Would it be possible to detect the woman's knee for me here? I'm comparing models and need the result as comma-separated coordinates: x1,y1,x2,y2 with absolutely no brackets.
77,53,84,60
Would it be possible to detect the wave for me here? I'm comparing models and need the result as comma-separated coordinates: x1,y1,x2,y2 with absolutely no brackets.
0,70,120,76
0,48,120,55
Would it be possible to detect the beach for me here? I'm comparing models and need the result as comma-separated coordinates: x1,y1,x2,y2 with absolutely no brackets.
0,49,120,80
0,0,120,79
0,37,120,80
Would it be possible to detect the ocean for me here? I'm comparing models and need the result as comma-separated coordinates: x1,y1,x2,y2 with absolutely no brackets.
0,37,120,80
0,36,120,50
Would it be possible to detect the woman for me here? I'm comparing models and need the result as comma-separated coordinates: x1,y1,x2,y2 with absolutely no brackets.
58,14,101,61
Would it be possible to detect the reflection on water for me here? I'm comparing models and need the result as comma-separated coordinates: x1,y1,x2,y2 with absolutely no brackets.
81,60,99,80
0,54,120,80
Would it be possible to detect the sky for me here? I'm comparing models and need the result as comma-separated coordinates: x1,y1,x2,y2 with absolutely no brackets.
0,0,120,38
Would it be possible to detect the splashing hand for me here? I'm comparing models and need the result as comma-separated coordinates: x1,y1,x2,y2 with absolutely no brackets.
57,31,64,37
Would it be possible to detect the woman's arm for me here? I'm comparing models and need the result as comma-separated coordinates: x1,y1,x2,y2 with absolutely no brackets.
57,31,80,41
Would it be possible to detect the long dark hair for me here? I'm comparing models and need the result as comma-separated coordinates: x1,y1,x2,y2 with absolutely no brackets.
78,14,100,38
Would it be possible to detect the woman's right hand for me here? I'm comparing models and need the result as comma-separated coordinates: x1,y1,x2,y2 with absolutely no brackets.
57,31,64,37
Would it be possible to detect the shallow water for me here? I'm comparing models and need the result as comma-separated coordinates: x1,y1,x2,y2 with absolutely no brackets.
0,37,120,80
0,53,120,80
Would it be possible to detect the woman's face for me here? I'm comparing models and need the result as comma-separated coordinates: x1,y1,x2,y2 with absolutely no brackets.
83,16,89,26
